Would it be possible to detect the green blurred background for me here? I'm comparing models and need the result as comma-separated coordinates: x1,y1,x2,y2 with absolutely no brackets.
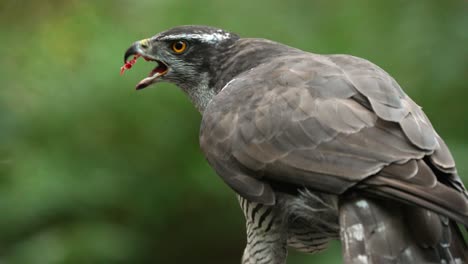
0,0,467,263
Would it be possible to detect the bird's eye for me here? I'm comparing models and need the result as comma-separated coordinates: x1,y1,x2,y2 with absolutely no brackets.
171,40,187,54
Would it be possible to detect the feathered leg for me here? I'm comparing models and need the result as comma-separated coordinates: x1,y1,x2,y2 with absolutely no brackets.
238,195,288,264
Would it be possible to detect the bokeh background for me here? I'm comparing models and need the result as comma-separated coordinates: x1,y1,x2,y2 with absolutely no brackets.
1,0,467,263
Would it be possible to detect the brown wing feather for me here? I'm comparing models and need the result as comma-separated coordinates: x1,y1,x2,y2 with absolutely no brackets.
200,53,468,225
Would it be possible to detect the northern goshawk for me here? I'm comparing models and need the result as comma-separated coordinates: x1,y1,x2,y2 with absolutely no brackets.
122,25,468,264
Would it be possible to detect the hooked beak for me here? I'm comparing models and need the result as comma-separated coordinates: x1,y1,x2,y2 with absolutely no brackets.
123,42,140,63
121,39,169,90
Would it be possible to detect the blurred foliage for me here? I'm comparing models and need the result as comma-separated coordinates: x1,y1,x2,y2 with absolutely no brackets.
0,0,467,263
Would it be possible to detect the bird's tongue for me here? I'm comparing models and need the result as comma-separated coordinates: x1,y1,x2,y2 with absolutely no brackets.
135,62,168,90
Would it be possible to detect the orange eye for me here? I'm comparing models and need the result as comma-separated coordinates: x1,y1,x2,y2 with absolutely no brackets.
171,40,187,53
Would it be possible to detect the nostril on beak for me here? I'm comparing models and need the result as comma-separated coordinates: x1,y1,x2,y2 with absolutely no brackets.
139,38,150,50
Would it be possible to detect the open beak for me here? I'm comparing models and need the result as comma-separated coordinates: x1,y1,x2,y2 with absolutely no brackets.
121,40,169,90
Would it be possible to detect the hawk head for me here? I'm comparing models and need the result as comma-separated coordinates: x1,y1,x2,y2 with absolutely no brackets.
123,25,239,91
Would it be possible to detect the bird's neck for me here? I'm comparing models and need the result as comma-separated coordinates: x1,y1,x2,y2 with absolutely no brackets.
180,72,215,113
210,38,296,94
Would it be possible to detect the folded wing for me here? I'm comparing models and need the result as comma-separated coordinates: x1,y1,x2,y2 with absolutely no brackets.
200,53,468,225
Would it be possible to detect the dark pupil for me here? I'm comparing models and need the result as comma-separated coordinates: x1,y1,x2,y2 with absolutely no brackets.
175,42,184,50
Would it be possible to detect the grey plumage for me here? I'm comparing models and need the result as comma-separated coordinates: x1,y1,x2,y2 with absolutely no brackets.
122,25,468,263
340,195,468,263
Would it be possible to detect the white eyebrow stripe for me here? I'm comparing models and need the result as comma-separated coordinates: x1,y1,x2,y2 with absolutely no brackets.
157,32,232,43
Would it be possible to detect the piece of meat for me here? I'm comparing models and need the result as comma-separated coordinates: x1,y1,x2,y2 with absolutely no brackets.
120,55,140,75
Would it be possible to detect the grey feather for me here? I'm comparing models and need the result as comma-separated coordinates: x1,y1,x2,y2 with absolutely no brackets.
339,195,468,264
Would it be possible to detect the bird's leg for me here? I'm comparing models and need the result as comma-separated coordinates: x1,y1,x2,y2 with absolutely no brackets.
237,195,288,264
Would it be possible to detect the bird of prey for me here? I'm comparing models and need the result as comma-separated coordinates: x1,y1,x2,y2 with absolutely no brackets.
122,25,468,263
